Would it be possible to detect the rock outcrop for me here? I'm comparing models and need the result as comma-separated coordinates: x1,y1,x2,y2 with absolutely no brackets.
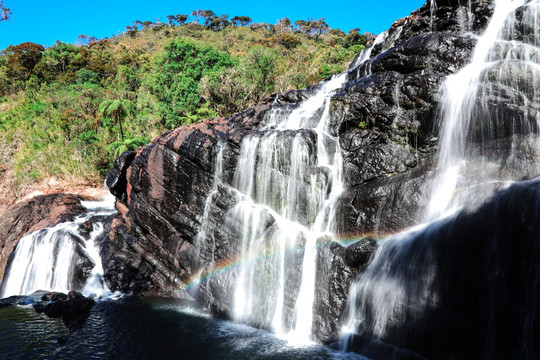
35,291,95,332
0,290,95,332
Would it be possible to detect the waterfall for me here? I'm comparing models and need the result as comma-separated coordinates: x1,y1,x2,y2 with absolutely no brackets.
195,74,347,341
342,0,540,356
233,74,347,341
0,194,116,298
426,0,538,220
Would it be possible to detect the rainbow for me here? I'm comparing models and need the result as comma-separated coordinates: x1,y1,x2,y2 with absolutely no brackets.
184,233,385,290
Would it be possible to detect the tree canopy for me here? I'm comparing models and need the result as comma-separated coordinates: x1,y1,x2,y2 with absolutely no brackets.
0,0,10,21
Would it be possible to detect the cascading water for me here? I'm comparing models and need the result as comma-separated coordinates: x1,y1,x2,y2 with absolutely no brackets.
0,193,116,298
342,0,540,356
234,74,348,340
426,0,539,219
195,74,347,341
429,0,473,32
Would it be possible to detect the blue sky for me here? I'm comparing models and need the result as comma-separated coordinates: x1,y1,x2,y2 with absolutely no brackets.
0,0,426,50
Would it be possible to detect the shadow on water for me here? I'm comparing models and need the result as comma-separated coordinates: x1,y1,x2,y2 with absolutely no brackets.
0,296,366,360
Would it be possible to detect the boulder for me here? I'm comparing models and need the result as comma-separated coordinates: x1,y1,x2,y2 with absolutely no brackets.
35,291,95,332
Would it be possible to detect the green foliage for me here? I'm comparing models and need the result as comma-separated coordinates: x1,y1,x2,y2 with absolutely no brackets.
98,98,135,140
108,135,149,157
150,38,233,127
0,9,362,193
76,68,100,84
319,64,343,79
275,33,301,49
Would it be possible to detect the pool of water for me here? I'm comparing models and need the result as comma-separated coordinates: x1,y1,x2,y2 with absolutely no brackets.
0,296,367,360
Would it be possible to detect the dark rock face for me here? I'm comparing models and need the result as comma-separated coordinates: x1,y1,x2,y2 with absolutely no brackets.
313,237,379,344
327,1,495,235
335,162,434,236
102,118,248,298
107,150,137,204
0,194,87,279
341,178,540,360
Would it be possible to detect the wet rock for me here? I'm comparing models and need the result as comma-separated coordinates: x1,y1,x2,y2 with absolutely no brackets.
341,238,379,269
0,290,50,309
0,194,87,280
335,162,434,236
106,150,137,204
313,238,353,344
34,291,95,332
342,177,540,360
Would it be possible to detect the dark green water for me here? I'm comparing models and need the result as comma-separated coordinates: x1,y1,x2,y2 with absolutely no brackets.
0,296,366,360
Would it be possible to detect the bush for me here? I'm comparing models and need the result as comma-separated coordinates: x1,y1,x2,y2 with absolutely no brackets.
76,68,100,84
275,33,301,49
150,38,233,128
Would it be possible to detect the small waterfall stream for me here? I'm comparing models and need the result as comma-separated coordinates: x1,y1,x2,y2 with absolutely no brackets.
0,194,116,299
232,74,347,340
426,0,537,220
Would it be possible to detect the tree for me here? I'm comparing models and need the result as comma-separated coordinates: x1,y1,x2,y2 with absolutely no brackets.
168,14,188,27
125,25,138,38
33,41,78,82
276,17,292,33
231,16,252,27
310,18,329,40
208,15,230,31
142,21,153,29
76,34,90,46
98,99,135,141
295,18,328,40
344,28,369,48
0,0,10,21
150,38,233,127
176,14,188,25
7,42,45,81
191,10,216,27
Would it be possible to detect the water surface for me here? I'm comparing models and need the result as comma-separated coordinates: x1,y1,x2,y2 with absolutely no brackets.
0,296,366,360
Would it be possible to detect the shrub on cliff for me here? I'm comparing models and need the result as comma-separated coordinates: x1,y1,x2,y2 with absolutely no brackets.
149,39,233,127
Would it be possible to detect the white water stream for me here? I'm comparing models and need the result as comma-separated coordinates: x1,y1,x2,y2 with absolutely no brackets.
426,0,538,220
0,193,116,298
230,74,347,342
